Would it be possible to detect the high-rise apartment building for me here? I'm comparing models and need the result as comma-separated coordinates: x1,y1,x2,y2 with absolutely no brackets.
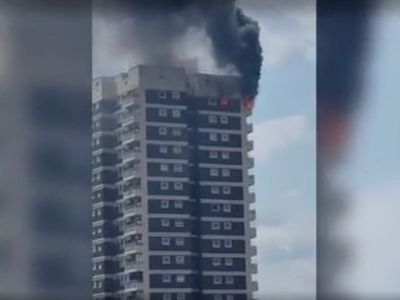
92,65,257,300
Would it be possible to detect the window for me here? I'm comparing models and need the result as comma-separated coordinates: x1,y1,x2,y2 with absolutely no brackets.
212,257,221,266
159,91,167,99
211,186,220,194
222,169,231,177
172,128,181,136
173,164,183,172
209,151,218,159
173,146,182,154
213,276,222,285
172,91,181,99
162,256,171,264
174,200,183,209
225,276,234,284
176,237,184,246
161,237,170,245
162,274,171,283
175,219,184,227
224,240,233,248
223,204,231,213
177,293,185,300
208,98,217,106
161,219,170,227
223,222,232,230
223,186,231,195
209,133,218,142
159,127,167,136
158,108,167,117
163,294,172,300
161,182,169,190
172,109,181,118
221,133,229,142
220,116,229,124
174,182,183,190
176,274,185,283
222,151,230,159
161,200,169,209
209,115,218,124
211,222,221,230
211,204,220,212
226,295,234,300
210,168,219,177
93,264,97,271
160,145,168,154
160,164,169,172
212,240,221,248
214,295,223,300
225,258,233,266
176,256,185,264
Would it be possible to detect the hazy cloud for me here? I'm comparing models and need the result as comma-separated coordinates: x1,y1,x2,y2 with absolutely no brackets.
251,115,307,163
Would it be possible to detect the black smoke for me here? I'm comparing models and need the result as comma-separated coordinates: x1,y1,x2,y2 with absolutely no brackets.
95,0,263,99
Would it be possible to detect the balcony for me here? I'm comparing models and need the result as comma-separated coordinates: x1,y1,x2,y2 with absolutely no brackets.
122,148,141,161
251,263,258,274
246,123,253,134
248,174,255,186
124,242,141,253
120,94,140,108
250,227,257,238
249,192,255,203
250,245,257,256
246,140,254,151
122,167,140,179
124,219,143,233
124,281,141,291
247,156,254,169
119,110,141,125
121,130,140,143
251,281,259,291
249,209,256,221
123,188,141,199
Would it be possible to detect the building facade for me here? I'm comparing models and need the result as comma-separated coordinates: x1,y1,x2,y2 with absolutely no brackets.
92,65,257,300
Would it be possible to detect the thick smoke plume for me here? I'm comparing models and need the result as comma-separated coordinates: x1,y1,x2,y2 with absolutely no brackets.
96,0,263,99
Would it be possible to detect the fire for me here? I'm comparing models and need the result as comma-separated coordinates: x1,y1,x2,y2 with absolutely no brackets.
243,97,254,109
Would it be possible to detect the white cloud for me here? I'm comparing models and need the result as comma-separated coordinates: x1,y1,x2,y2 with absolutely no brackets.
255,215,316,298
251,115,306,163
243,0,315,67
341,179,400,297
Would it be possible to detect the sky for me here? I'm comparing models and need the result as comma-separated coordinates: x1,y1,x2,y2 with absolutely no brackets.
241,1,316,298
339,5,400,297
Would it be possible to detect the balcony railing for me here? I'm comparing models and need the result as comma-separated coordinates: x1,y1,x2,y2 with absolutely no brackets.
247,156,254,169
122,149,140,161
121,130,140,142
248,174,255,186
124,242,141,252
123,186,141,197
249,209,256,221
246,123,253,133
246,140,254,151
124,281,140,290
122,167,140,178
120,94,140,105
124,222,142,233
124,204,142,215
249,192,255,203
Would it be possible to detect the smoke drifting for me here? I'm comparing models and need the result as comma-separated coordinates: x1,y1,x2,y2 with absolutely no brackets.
95,0,263,99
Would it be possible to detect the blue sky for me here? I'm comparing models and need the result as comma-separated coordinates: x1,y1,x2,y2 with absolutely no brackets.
241,2,316,298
